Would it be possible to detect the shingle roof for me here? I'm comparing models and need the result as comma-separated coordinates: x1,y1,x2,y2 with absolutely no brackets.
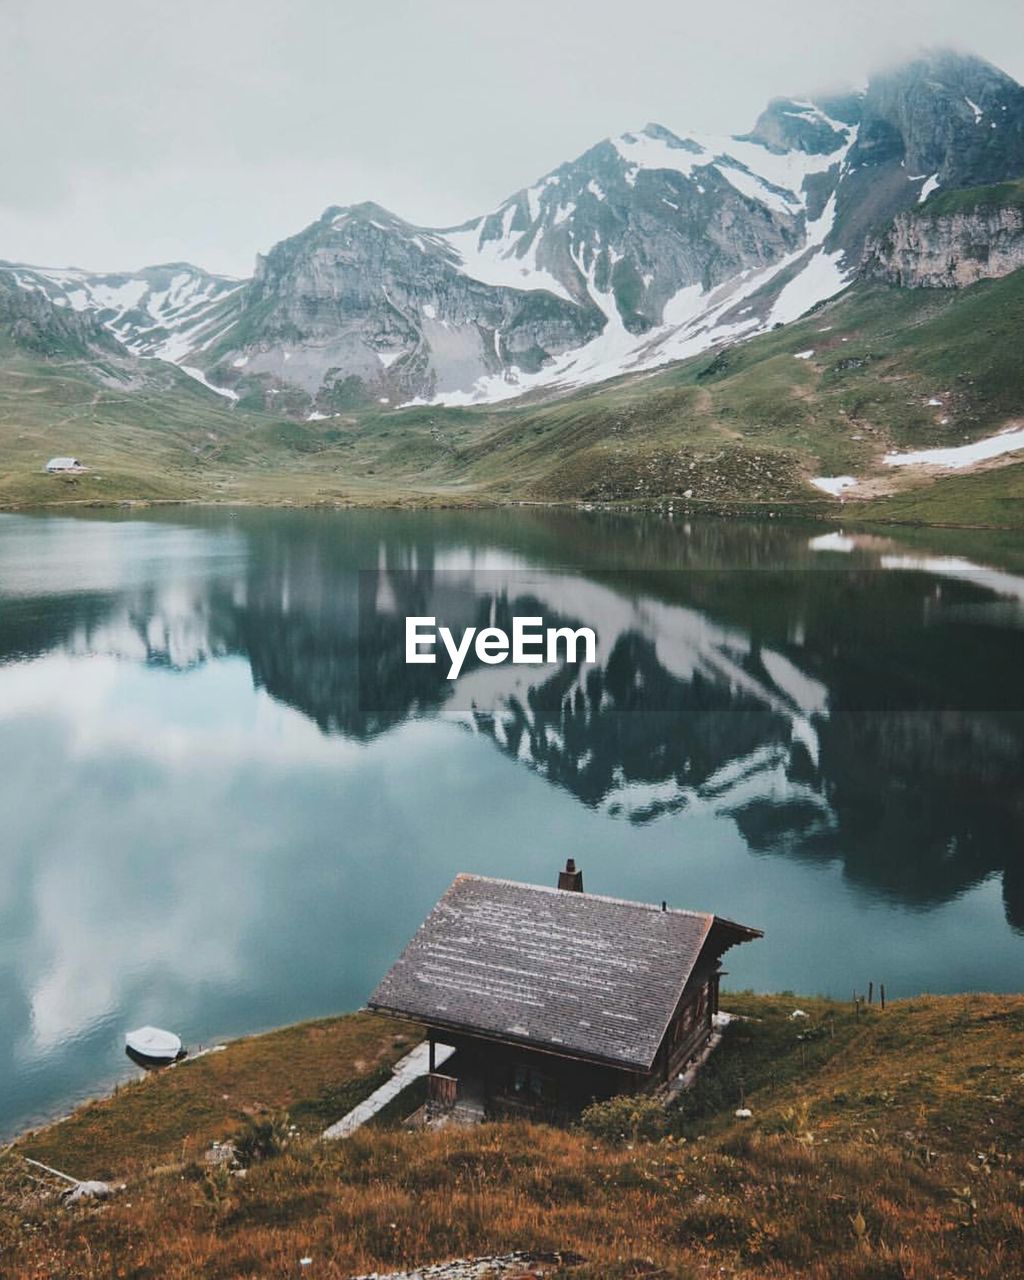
368,874,761,1072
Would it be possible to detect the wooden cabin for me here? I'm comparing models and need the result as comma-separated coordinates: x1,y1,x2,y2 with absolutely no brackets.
368,862,762,1120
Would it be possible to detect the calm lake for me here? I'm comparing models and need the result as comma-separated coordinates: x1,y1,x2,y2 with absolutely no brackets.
1,507,1022,1139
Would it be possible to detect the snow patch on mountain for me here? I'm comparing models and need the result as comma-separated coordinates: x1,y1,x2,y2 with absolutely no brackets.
884,427,1024,469
611,121,848,215
918,173,941,202
6,263,243,362
776,251,847,322
811,476,858,496
180,365,239,402
716,161,799,216
402,117,858,407
612,130,707,181
440,219,573,301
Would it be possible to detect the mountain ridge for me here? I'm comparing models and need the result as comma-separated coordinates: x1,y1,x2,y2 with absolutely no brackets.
5,48,1024,419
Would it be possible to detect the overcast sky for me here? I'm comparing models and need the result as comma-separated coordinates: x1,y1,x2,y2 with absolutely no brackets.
2,0,1023,277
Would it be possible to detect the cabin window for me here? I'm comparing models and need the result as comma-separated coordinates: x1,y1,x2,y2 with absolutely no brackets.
508,1063,556,1103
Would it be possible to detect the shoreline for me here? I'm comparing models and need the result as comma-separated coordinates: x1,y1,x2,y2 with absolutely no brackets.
7,1009,413,1167
1,1013,354,1152
6,988,1021,1152
1,491,1023,533
0,1037,233,1152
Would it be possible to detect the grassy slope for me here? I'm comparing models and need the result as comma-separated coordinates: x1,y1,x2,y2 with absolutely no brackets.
4,272,1024,524
2,994,1022,1279
0,338,256,508
921,178,1024,217
7,1012,417,1181
409,272,1024,521
0,331,451,511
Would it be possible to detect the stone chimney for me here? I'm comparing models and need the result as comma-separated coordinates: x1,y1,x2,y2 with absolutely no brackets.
557,858,583,892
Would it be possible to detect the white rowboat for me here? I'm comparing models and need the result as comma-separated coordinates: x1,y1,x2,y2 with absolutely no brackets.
125,1026,182,1061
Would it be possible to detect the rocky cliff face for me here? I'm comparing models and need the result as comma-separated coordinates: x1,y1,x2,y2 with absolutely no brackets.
200,107,856,411
0,266,233,399
820,51,1024,290
857,51,1024,189
2,261,246,400
4,262,242,360
190,52,1024,409
205,203,604,408
862,185,1024,286
0,267,121,358
11,50,1024,411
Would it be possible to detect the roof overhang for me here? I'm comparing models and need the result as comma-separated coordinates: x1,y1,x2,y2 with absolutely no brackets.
366,1003,657,1074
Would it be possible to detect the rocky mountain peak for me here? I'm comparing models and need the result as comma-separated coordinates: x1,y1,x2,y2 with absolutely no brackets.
740,96,859,155
10,49,1024,414
858,48,1024,182
321,201,416,231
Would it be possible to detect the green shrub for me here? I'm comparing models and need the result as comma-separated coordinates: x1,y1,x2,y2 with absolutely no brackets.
232,1111,292,1166
579,1093,669,1143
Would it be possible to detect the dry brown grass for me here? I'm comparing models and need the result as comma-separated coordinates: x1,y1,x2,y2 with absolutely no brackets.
10,1012,417,1182
1,995,1022,1279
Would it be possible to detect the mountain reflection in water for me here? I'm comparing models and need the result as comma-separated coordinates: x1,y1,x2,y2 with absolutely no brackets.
0,507,1022,1137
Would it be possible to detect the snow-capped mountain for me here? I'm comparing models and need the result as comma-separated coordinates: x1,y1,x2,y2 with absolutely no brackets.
0,262,226,397
4,262,242,359
0,265,122,360
418,107,858,404
8,50,1024,412
3,261,244,399
201,101,860,412
201,202,605,410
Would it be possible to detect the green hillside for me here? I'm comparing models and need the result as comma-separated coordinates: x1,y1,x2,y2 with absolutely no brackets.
3,271,1024,526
